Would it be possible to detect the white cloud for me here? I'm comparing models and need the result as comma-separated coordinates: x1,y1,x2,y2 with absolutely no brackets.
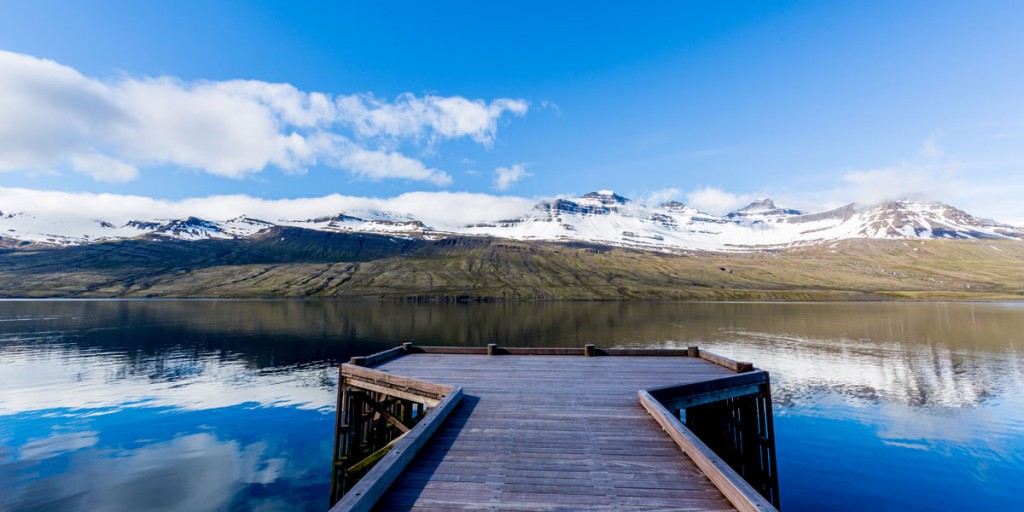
110,76,310,178
682,135,967,217
382,191,536,227
69,150,139,182
493,164,531,190
0,50,121,173
685,186,758,215
0,50,527,183
807,135,963,209
334,93,527,145
342,147,452,186
637,187,681,206
307,133,451,185
0,186,538,231
838,163,960,206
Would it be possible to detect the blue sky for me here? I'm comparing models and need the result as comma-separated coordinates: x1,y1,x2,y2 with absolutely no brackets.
1,1,1023,222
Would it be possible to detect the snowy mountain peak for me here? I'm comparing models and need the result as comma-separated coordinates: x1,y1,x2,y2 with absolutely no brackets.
851,201,1015,239
1,191,1020,252
659,201,698,214
307,213,366,224
528,191,632,220
580,190,630,205
789,203,859,223
226,215,274,225
728,198,802,218
152,217,226,240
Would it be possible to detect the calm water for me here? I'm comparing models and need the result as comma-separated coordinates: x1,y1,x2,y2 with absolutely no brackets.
1,300,1022,511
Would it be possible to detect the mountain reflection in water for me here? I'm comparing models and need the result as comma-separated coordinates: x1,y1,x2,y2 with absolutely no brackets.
1,300,1022,511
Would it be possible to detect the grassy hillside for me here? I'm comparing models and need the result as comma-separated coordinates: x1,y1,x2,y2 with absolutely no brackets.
1,230,1023,300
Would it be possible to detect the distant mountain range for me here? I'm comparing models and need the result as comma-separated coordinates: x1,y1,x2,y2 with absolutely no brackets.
2,190,1020,252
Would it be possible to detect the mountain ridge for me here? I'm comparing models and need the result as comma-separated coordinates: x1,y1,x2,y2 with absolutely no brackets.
1,190,1020,252
2,232,1022,300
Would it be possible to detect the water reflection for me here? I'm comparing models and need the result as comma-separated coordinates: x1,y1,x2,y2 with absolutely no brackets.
0,344,336,415
696,329,1024,409
4,299,1023,354
0,300,1022,511
1,405,328,512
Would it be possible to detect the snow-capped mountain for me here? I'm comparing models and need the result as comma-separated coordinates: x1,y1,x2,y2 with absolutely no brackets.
461,192,1021,251
726,198,802,220
1,191,1020,252
284,212,430,236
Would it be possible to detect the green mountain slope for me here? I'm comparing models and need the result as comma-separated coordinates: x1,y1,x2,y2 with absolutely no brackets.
2,228,1023,300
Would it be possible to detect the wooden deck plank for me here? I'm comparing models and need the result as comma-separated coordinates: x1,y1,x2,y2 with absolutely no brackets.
359,354,740,511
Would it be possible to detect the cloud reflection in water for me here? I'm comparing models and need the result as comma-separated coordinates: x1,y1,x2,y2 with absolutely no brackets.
1,300,1023,512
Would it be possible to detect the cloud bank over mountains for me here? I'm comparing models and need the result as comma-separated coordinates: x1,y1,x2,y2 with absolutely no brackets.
0,50,527,184
0,50,1018,225
679,135,969,217
0,186,538,230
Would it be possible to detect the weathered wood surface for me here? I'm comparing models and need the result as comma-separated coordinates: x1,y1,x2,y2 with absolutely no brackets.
647,371,769,411
331,386,464,512
369,354,739,511
342,363,454,402
640,389,777,512
699,351,755,373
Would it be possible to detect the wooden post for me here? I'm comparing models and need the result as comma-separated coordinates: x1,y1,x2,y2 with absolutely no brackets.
688,346,700,358
345,388,364,493
584,344,595,357
330,369,347,505
760,378,780,507
487,343,497,356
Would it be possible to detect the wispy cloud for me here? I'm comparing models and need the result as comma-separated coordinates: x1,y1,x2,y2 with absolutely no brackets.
308,134,451,185
685,135,966,216
835,163,960,206
539,100,561,116
820,134,962,208
0,50,527,184
919,131,944,160
493,164,531,191
0,187,537,230
336,94,527,146
684,187,759,215
636,187,682,206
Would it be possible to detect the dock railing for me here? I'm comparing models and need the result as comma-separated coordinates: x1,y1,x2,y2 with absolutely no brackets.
641,368,780,510
329,343,463,509
330,343,780,511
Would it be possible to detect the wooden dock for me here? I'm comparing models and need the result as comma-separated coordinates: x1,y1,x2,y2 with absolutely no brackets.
329,345,780,511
